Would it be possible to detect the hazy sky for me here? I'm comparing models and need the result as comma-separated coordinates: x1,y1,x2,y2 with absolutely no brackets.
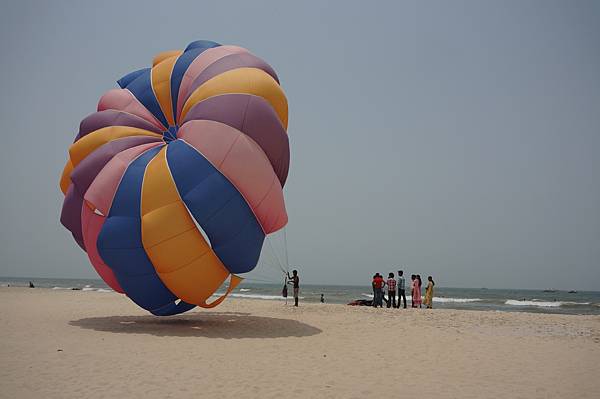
1,1,598,290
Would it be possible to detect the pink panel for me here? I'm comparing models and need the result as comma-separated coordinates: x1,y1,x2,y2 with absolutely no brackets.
81,205,124,293
178,120,287,233
253,179,288,232
84,142,163,215
176,45,249,121
98,89,166,130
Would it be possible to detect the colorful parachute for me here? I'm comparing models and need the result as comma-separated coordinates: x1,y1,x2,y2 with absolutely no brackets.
59,40,289,316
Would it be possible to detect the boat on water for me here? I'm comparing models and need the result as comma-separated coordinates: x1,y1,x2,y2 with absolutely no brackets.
542,289,558,293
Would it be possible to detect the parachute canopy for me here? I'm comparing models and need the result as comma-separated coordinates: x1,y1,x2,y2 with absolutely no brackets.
60,40,290,316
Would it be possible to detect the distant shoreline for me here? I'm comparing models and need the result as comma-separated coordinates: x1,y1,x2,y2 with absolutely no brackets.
2,284,599,316
1,276,596,293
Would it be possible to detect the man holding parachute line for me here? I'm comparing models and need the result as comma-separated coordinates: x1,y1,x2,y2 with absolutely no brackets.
287,270,300,307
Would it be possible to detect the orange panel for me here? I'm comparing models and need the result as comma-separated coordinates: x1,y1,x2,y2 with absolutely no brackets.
181,67,288,129
59,159,74,194
68,126,161,167
151,55,179,126
152,50,182,67
141,146,235,305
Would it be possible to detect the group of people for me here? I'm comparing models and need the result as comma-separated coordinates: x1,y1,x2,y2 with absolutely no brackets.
371,271,435,309
280,268,438,309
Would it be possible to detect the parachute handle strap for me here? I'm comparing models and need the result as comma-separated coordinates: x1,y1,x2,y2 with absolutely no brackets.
198,274,243,308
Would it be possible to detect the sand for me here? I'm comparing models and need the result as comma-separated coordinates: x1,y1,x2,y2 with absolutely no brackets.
1,287,599,399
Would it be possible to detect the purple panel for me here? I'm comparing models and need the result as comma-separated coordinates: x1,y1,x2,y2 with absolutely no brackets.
60,185,86,251
72,232,85,251
70,136,162,194
61,136,162,251
181,94,290,186
184,53,280,107
74,110,163,143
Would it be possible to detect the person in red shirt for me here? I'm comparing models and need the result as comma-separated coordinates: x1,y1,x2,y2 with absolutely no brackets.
372,273,385,308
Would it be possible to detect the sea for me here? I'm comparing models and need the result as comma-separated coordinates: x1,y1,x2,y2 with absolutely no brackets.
2,276,599,316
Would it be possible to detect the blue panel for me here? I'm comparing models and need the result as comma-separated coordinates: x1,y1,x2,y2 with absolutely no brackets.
170,45,219,122
97,146,195,316
184,40,220,53
123,69,168,128
166,140,264,273
117,68,150,89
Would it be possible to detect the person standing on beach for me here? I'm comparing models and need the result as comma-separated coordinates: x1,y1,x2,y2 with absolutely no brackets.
411,275,422,308
379,273,387,307
397,270,407,309
386,272,396,308
287,270,300,307
371,274,377,307
415,275,423,308
372,273,385,308
424,276,435,308
410,275,416,307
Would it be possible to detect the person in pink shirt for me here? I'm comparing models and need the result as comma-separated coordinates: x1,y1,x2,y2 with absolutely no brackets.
411,274,422,308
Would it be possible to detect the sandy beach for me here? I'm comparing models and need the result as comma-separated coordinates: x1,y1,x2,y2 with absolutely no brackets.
1,287,599,399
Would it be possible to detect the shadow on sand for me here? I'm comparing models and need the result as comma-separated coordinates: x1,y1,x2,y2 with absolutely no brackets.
69,312,322,339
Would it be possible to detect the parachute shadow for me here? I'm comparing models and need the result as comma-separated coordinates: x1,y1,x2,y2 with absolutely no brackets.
69,312,322,339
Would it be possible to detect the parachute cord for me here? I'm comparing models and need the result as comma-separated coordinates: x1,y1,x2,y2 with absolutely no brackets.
283,227,289,270
242,276,279,284
243,270,280,283
267,235,288,275
246,230,290,285
258,259,284,274
257,245,286,276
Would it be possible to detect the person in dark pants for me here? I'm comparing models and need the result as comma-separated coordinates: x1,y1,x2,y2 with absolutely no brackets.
416,274,423,308
372,273,385,308
371,274,377,306
371,274,377,307
386,272,397,308
287,270,300,306
397,270,407,308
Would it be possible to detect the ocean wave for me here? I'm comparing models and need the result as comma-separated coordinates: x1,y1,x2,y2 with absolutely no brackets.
505,299,592,307
211,292,304,300
433,297,481,303
505,300,561,307
362,294,481,303
230,293,305,300
96,288,113,293
82,287,95,291
239,288,251,292
230,293,284,300
52,286,70,290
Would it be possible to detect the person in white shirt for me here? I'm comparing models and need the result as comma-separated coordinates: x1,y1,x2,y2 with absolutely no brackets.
396,270,407,308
